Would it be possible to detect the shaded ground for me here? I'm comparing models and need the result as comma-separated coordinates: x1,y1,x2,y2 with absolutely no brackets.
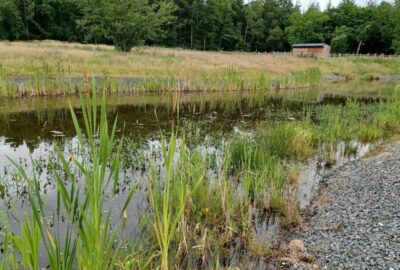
288,141,400,269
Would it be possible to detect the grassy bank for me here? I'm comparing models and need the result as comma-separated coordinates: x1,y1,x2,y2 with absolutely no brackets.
0,41,399,97
2,83,400,268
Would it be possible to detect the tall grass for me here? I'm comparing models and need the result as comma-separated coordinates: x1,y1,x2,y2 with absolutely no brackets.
0,67,322,97
62,89,124,269
256,122,315,160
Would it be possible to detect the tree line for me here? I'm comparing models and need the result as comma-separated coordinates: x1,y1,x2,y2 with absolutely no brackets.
1,0,400,54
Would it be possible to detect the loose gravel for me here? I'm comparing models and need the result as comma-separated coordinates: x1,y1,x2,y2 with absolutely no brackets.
290,142,400,269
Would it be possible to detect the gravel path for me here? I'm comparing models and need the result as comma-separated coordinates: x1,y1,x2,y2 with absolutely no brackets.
290,142,400,269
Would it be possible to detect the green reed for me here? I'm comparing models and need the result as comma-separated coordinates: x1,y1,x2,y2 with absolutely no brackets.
0,65,323,97
11,216,40,270
147,133,186,269
5,86,137,269
256,122,315,160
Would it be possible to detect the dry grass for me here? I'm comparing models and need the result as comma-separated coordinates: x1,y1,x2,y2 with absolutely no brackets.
1,40,399,79
287,168,300,186
0,41,306,77
281,196,302,228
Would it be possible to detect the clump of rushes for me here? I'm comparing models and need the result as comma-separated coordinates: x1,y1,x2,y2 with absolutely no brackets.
256,122,315,160
279,67,322,89
375,88,400,133
230,137,265,171
316,105,347,145
228,134,290,213
356,125,383,143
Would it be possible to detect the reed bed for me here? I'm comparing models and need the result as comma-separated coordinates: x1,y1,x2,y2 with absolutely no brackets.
0,67,322,98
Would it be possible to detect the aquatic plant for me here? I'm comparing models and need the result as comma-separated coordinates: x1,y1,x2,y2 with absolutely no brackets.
11,216,41,270
256,122,315,160
147,134,186,269
230,137,265,171
356,125,383,142
6,88,137,269
0,59,324,97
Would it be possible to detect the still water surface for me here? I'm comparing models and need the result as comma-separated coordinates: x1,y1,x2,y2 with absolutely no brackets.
0,83,388,206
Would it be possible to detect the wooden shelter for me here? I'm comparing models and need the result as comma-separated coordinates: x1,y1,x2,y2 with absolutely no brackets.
292,43,331,58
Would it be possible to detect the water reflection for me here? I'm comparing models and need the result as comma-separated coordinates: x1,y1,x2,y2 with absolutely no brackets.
0,85,387,208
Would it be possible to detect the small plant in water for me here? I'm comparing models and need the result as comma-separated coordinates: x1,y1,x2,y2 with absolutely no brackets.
148,133,186,270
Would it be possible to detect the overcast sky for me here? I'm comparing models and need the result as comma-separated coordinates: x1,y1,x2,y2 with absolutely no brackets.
294,0,386,10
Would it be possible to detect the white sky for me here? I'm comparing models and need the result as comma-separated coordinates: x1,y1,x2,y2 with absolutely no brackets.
294,0,387,10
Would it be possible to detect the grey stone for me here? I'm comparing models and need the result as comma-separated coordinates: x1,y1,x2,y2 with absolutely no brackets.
289,141,400,269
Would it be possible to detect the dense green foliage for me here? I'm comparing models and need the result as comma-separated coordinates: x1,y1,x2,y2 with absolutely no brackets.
0,0,400,53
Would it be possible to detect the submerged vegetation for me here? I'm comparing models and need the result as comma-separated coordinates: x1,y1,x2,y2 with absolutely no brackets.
1,82,400,268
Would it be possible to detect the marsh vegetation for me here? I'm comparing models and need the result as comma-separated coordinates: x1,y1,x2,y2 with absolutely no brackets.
0,81,400,269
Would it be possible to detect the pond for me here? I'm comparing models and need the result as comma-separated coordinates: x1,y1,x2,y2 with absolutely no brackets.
0,81,396,268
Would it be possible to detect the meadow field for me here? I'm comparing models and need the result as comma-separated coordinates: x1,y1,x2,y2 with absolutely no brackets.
0,41,399,97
